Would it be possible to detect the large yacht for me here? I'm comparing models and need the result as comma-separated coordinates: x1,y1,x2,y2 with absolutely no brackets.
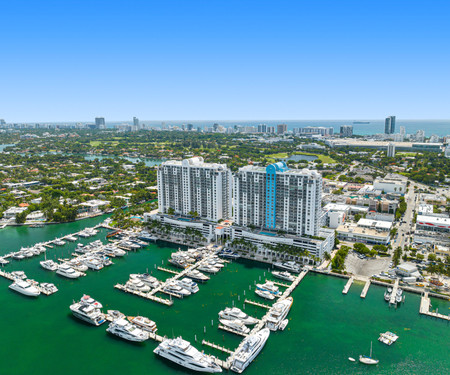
106,318,149,342
56,264,82,279
272,271,295,282
219,319,250,335
219,307,258,325
154,337,222,373
130,273,161,289
70,301,105,326
265,297,293,331
256,281,280,295
255,289,275,300
82,257,104,271
40,259,59,271
273,261,301,273
125,278,151,293
9,280,41,297
177,278,199,293
127,316,157,333
40,283,58,294
230,328,270,373
80,294,103,309
163,281,191,297
186,270,210,283
197,264,220,274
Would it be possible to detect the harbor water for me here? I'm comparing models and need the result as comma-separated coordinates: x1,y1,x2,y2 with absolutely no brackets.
0,219,448,375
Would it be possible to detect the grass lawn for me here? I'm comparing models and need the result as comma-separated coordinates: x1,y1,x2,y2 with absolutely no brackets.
268,152,289,158
294,152,336,164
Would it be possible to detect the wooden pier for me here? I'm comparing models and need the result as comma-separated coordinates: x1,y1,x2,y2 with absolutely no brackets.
244,299,271,309
342,276,354,294
420,292,450,321
157,266,180,275
279,268,309,299
114,284,173,306
389,278,400,305
218,324,249,337
360,279,371,298
267,279,291,288
202,340,234,355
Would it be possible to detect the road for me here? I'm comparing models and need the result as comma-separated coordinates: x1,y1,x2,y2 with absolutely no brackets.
391,183,418,250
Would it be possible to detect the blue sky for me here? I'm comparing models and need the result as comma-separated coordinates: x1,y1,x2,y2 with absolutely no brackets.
1,0,449,122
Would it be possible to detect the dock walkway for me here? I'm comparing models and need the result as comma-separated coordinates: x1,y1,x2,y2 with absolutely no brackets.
420,292,450,321
390,278,399,305
342,276,354,294
360,279,371,298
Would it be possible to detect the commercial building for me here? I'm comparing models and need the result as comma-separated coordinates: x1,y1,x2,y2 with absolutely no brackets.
385,116,396,134
277,124,287,135
340,125,353,137
157,157,232,222
387,142,396,157
373,177,406,194
336,218,392,245
133,117,140,128
416,215,450,233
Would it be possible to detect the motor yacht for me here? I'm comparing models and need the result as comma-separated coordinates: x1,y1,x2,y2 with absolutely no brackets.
67,259,89,272
219,319,250,334
138,232,157,242
11,271,27,280
230,328,270,373
218,307,258,325
265,297,293,331
40,259,59,271
56,264,82,279
177,278,199,293
273,261,301,273
9,280,41,297
129,273,161,289
107,310,125,320
82,257,104,271
186,270,210,283
0,257,9,265
12,252,25,260
65,235,78,242
163,281,191,297
272,271,295,282
206,259,224,268
80,294,103,309
106,318,149,342
127,316,157,333
40,283,58,294
154,337,222,373
70,301,105,326
218,249,240,260
125,278,151,293
168,258,190,269
256,281,280,295
53,239,66,246
198,264,219,274
255,289,275,300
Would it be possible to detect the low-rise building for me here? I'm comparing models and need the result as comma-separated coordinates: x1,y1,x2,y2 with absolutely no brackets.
3,206,27,220
373,177,407,194
336,218,392,245
78,199,110,215
416,215,450,233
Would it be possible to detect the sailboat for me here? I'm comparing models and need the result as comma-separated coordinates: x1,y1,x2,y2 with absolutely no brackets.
359,341,379,365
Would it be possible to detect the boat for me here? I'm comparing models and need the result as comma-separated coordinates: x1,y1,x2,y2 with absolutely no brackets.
65,235,78,242
56,264,82,279
53,239,66,246
0,257,10,265
163,281,191,297
348,357,356,362
265,297,293,331
78,231,90,238
40,283,58,294
218,307,258,325
256,281,280,295
138,232,157,242
230,328,270,373
255,289,275,300
9,280,40,297
106,318,149,342
168,258,190,269
67,259,89,272
125,278,151,293
80,294,103,309
11,271,27,280
198,264,220,274
40,259,59,271
12,252,25,260
279,319,289,331
130,273,161,289
154,337,222,373
384,290,391,302
218,249,240,260
82,257,104,271
70,301,105,326
127,316,157,333
378,331,399,345
107,310,125,321
359,342,379,365
272,271,295,282
177,278,199,293
273,261,301,273
219,319,250,334
186,269,210,283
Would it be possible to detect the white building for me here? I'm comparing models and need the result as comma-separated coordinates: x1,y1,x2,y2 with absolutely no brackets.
3,206,27,220
416,215,450,233
157,157,232,222
373,177,406,194
336,219,392,245
387,142,396,157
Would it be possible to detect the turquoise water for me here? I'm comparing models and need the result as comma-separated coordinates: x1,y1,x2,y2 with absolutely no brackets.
0,220,448,374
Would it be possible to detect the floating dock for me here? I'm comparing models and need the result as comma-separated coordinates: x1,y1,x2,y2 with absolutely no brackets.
202,340,234,355
267,279,291,288
342,276,354,294
360,279,371,298
114,284,173,306
218,324,249,337
389,278,399,305
157,266,180,275
244,299,271,309
420,292,450,321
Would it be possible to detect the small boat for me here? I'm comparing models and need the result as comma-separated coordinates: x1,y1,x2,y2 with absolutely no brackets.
70,301,105,326
348,357,356,362
53,239,66,246
40,259,59,271
107,310,125,321
219,319,250,334
9,280,40,297
40,283,58,294
359,342,379,365
11,271,27,280
65,235,78,242
279,319,289,331
127,316,157,333
12,252,25,260
0,257,9,265
255,289,275,300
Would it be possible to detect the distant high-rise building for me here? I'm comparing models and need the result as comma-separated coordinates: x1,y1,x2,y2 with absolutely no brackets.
295,127,333,136
387,143,396,157
429,134,440,143
213,123,220,132
133,117,139,128
187,123,194,131
340,125,353,137
95,117,106,129
415,129,425,142
399,126,406,136
385,116,396,134
0,119,5,126
258,124,267,133
277,124,287,135
267,126,275,134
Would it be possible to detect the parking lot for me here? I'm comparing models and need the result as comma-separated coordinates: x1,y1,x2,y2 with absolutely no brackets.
345,251,392,277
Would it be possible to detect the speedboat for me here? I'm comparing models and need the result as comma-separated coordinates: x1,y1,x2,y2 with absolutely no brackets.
12,252,25,260
70,301,105,326
272,271,295,282
256,281,280,295
198,264,220,274
154,337,222,373
11,271,27,280
56,264,82,279
163,281,191,297
127,316,157,333
219,307,258,325
40,259,59,271
359,342,379,365
9,280,40,297
0,257,9,265
265,297,293,331
125,278,151,293
230,328,270,373
106,318,149,342
129,273,161,289
80,294,103,309
186,270,210,283
218,249,240,260
177,278,199,293
53,239,66,246
273,261,301,273
219,319,250,334
107,310,125,321
255,289,275,300
40,283,58,294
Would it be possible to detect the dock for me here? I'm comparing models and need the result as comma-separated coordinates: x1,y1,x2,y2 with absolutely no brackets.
360,279,371,298
267,279,291,288
114,284,173,306
420,292,450,321
279,268,309,299
389,278,399,305
157,266,180,275
342,276,354,294
244,299,271,309
202,340,234,355
218,324,249,337
0,269,57,295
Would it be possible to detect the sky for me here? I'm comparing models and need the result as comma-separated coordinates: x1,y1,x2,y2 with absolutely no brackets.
1,0,449,122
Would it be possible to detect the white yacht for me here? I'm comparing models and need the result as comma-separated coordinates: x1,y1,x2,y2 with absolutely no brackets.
70,301,105,326
125,278,151,293
40,259,59,271
255,289,275,300
0,257,9,265
186,270,210,283
53,239,66,246
65,235,78,242
82,257,104,270
218,307,258,325
67,259,89,272
256,281,280,295
106,318,149,342
127,316,157,333
273,261,301,273
219,319,250,334
56,264,82,279
198,264,220,274
130,273,161,289
40,283,58,294
154,337,222,373
359,342,379,365
265,297,293,331
272,271,295,282
107,310,125,321
11,271,27,280
163,281,191,297
177,278,199,293
9,280,41,297
230,328,270,373
12,252,25,260
80,294,103,309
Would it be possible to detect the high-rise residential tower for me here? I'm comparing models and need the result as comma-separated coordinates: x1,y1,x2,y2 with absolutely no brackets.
387,142,396,157
277,124,287,135
157,157,232,222
233,162,322,236
95,117,106,129
384,116,396,134
340,125,353,137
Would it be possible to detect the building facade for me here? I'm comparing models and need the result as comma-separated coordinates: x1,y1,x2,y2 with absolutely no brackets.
157,157,232,222
387,142,396,157
340,125,353,137
384,115,396,134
